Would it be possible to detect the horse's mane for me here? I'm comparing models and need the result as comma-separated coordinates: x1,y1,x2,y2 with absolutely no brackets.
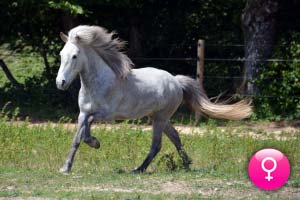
68,25,133,79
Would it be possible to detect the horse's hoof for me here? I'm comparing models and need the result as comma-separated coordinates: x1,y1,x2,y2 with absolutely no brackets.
59,165,71,174
131,168,144,174
182,159,192,171
183,159,192,166
85,137,100,149
183,165,191,171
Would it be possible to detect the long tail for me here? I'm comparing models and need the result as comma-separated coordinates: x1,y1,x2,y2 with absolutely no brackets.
175,75,252,120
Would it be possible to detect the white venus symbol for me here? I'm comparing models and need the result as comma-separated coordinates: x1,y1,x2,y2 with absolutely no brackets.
261,157,277,181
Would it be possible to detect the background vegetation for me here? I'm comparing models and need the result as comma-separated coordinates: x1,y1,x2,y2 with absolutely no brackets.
1,1,300,199
0,0,300,120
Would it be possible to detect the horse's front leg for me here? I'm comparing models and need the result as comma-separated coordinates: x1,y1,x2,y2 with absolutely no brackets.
83,115,100,149
82,108,113,150
60,113,91,173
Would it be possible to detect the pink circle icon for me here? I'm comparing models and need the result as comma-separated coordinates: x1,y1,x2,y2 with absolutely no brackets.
248,148,290,190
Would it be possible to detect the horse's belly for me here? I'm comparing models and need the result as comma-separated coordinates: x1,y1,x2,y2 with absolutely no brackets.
114,102,156,119
114,90,173,120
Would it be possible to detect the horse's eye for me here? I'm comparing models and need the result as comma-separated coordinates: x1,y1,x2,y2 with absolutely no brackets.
72,55,77,59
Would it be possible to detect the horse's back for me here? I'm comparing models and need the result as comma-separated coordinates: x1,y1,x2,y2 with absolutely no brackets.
130,67,182,97
116,67,183,119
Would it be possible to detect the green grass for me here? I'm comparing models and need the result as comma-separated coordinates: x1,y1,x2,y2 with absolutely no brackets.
0,46,45,87
1,120,300,199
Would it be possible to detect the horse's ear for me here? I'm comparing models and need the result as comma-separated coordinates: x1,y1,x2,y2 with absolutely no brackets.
60,32,68,43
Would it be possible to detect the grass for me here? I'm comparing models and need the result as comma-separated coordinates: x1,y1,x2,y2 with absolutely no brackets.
0,119,300,199
0,46,45,87
0,46,300,199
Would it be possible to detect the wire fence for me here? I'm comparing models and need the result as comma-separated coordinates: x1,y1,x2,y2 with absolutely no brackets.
1,45,300,99
2,53,300,62
2,87,300,100
132,57,300,63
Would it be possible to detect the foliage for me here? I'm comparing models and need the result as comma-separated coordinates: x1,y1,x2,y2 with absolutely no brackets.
0,0,299,120
0,0,247,120
254,32,300,120
0,1,62,51
48,1,85,15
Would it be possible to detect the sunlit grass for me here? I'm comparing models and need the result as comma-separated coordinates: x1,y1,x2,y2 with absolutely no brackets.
0,119,300,199
0,47,45,87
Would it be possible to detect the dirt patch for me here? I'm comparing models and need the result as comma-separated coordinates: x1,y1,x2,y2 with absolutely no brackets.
0,198,52,200
9,121,300,141
161,181,189,194
2,178,300,199
59,179,300,199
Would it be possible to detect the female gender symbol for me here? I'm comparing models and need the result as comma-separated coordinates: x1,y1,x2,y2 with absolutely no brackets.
248,148,290,190
261,157,277,181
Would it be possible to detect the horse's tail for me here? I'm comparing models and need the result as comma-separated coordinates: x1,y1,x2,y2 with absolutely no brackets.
175,75,252,120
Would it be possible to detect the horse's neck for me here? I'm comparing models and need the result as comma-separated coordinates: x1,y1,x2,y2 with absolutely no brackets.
79,50,116,93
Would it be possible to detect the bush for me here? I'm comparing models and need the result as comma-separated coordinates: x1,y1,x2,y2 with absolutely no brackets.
255,32,300,120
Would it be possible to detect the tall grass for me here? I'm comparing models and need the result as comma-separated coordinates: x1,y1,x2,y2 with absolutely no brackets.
1,118,300,199
1,119,300,179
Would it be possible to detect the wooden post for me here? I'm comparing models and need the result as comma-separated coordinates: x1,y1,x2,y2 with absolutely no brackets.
195,39,205,121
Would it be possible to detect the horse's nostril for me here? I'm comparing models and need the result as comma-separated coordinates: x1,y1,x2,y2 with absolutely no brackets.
62,80,66,87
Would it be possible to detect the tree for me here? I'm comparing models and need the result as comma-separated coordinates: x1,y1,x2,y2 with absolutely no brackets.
241,0,279,95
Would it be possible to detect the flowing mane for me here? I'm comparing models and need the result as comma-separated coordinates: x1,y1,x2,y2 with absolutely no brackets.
68,25,133,79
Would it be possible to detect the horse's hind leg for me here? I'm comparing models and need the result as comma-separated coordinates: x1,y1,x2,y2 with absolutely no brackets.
131,119,166,173
164,122,192,169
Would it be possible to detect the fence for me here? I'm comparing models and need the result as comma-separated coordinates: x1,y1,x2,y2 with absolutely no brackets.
127,40,300,99
1,40,300,100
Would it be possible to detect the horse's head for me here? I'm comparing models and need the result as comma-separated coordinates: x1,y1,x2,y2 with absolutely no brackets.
56,32,87,90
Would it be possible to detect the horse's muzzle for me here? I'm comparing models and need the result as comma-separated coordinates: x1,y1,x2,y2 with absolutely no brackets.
56,79,68,90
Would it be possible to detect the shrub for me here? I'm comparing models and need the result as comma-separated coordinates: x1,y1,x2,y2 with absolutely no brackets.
255,32,300,120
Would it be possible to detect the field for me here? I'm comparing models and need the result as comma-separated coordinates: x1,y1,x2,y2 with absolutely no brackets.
0,47,45,87
1,119,300,199
1,46,300,199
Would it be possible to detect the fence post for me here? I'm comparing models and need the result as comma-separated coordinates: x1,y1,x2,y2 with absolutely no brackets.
195,39,205,121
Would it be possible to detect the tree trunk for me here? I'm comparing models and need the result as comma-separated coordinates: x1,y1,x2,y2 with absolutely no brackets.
0,59,22,88
241,0,279,95
128,17,143,57
41,47,50,76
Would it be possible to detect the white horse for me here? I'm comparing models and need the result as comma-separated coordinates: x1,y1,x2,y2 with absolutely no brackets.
56,25,252,173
